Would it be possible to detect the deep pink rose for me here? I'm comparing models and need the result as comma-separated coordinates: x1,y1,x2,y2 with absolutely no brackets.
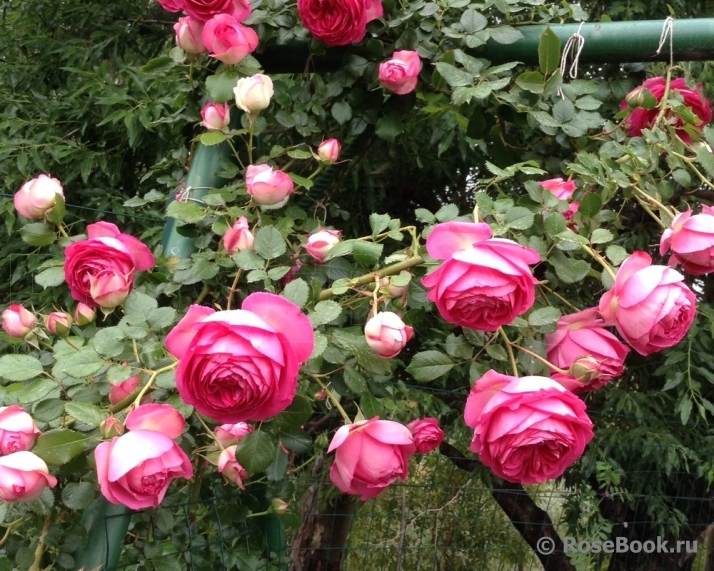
157,0,184,12
174,16,206,54
218,445,249,488
223,216,254,254
660,208,714,275
540,178,576,201
297,0,383,46
0,406,41,456
465,371,594,484
621,77,712,142
305,228,341,262
201,14,258,65
364,311,413,358
406,417,443,454
183,0,250,22
545,308,630,393
201,102,230,131
0,451,57,502
379,51,421,95
215,422,253,447
464,370,511,428
45,311,72,336
64,222,155,309
2,304,37,338
165,293,315,423
14,174,64,220
328,417,413,500
245,164,294,206
422,221,540,332
598,251,696,356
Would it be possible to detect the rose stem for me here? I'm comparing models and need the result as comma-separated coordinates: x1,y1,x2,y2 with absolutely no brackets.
311,375,352,424
497,327,519,378
581,245,617,282
133,361,178,408
509,343,569,375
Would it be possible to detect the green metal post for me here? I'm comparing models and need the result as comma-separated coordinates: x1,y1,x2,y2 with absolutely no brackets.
73,498,132,571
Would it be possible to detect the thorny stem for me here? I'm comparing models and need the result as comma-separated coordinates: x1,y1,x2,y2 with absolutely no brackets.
654,67,673,128
581,245,617,282
28,516,50,571
633,195,668,230
669,150,714,192
56,224,70,239
538,283,580,312
133,361,178,408
630,184,676,219
497,327,519,378
195,414,223,451
0,518,24,546
194,284,210,305
312,375,352,424
510,343,569,374
132,338,140,363
371,274,381,317
226,269,243,310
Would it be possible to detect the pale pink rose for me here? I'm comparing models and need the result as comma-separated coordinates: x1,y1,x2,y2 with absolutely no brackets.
598,251,696,356
328,417,413,500
215,422,253,447
109,376,140,406
305,228,341,262
183,0,251,22
421,221,540,332
74,302,96,326
317,139,341,163
0,406,41,456
174,16,206,54
13,174,64,220
233,74,274,115
218,445,249,489
125,404,186,439
44,311,72,336
660,209,714,275
297,0,383,46
201,14,258,65
165,293,315,423
465,371,594,484
2,305,37,338
364,311,413,358
540,178,577,201
201,102,230,131
223,216,254,254
545,307,630,393
0,451,57,502
64,222,155,309
379,51,421,95
406,417,443,454
157,0,184,12
245,164,294,206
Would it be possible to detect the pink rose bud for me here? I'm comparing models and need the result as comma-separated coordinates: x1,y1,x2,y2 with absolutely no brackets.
317,139,341,163
364,311,413,358
109,376,140,406
270,498,289,515
379,50,421,95
89,270,131,309
202,14,258,65
214,422,253,447
13,174,64,220
233,74,274,115
382,273,409,299
245,164,294,206
406,417,444,454
568,356,602,383
0,451,57,502
2,305,37,338
660,209,714,276
314,391,326,401
223,216,254,254
100,417,125,439
174,16,206,54
539,178,577,201
201,102,231,131
218,445,249,489
305,228,341,262
45,311,72,336
74,302,96,326
0,406,41,456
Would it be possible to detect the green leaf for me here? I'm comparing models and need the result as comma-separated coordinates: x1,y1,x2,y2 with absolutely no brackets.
360,393,383,419
35,266,66,289
166,201,206,225
14,378,58,404
274,395,313,430
265,448,289,482
505,207,535,230
322,239,356,261
460,8,487,33
282,278,309,308
515,71,545,94
148,307,177,330
680,397,693,425
46,193,66,225
528,307,562,327
254,226,286,260
578,192,602,217
696,146,714,179
20,222,56,247
406,350,454,382
606,244,629,266
435,204,459,222
206,70,240,103
590,228,614,244
375,116,404,142
0,355,43,382
486,344,508,361
198,131,227,146
233,249,264,271
415,208,436,223
489,26,524,45
92,327,126,358
124,291,158,323
369,213,391,237
445,334,473,359
434,63,473,88
58,349,105,378
343,367,368,394
352,241,383,266
62,482,96,510
544,212,567,237
552,99,575,124
65,402,106,427
235,430,277,473
33,399,65,422
538,27,561,75
550,251,591,283
278,428,312,454
32,429,89,465
141,56,174,73
332,330,392,375
331,101,352,125
309,300,342,326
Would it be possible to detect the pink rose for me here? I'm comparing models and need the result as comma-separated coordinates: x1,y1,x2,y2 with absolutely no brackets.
545,308,630,393
64,221,155,309
157,0,184,12
364,311,413,358
660,209,714,276
2,304,37,338
298,0,383,46
109,376,140,406
379,51,421,95
598,251,696,356
74,302,96,326
406,418,443,454
223,216,254,254
317,139,341,163
183,0,250,21
201,14,258,65
305,228,341,262
215,422,253,447
165,293,315,423
174,16,206,54
201,102,230,131
540,178,576,201
328,417,413,500
95,405,192,510
0,406,41,456
421,221,540,332
45,311,72,336
13,174,64,220
465,371,594,484
245,164,294,206
621,77,712,142
0,451,57,502
218,445,249,488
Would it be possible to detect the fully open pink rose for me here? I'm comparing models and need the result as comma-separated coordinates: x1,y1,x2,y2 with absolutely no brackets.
166,293,314,423
0,406,41,456
465,371,594,484
379,51,421,95
545,308,630,393
174,16,206,54
464,370,511,428
218,445,249,488
245,164,294,206
598,251,696,356
2,304,37,338
305,228,341,262
0,451,57,502
201,14,258,65
540,178,576,200
298,0,383,46
223,216,254,254
406,418,443,454
183,0,250,21
422,221,540,332
215,422,253,447
364,311,413,358
328,417,413,500
14,174,64,220
660,208,714,275
621,77,712,142
125,404,186,439
64,222,154,309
